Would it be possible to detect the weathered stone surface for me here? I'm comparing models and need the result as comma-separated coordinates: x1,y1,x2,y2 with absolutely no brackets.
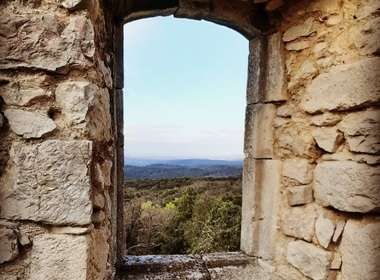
0,75,51,106
311,113,341,126
51,225,94,235
326,13,343,26
282,158,313,184
315,214,335,249
314,161,380,213
18,235,31,248
277,104,293,117
338,109,380,154
288,60,318,90
241,159,281,260
354,154,380,165
174,0,210,19
307,0,341,13
285,41,310,51
29,234,88,280
0,228,19,264
0,140,93,225
265,0,284,12
283,18,319,42
356,2,380,19
56,82,112,140
341,220,380,280
312,127,343,153
282,206,317,242
0,114,3,128
313,42,327,59
287,185,313,206
287,240,332,280
301,58,380,113
332,220,345,243
247,33,286,104
244,104,276,159
277,127,319,157
350,16,380,56
4,109,56,139
0,14,94,73
330,252,341,270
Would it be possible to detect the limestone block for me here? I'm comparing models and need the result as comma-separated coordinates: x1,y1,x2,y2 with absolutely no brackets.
4,109,56,139
282,158,313,184
311,113,341,126
241,158,282,260
277,127,318,157
56,82,112,140
244,104,276,159
0,228,19,264
286,240,332,280
351,17,380,56
283,18,320,42
282,206,317,242
341,220,380,280
285,41,310,51
314,161,380,213
18,235,31,248
287,185,313,206
0,75,52,106
356,2,380,19
326,13,343,26
51,225,94,235
330,252,341,270
301,58,380,113
288,60,318,90
338,109,380,154
247,33,287,104
29,234,88,280
313,42,327,59
0,14,94,73
174,0,210,19
0,140,93,225
315,214,335,249
332,220,345,242
277,104,293,117
312,127,343,153
307,0,341,13
354,154,380,165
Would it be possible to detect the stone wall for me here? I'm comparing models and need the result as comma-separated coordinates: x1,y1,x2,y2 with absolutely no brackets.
0,0,379,279
241,0,380,279
0,0,120,279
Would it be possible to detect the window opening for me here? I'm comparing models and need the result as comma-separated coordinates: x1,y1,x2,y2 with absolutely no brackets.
123,16,248,256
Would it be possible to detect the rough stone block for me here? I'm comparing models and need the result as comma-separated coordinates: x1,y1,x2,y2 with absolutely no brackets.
311,113,341,126
332,220,345,243
241,158,281,260
338,109,380,154
301,58,380,113
282,206,317,242
314,161,380,213
282,158,313,184
315,214,335,249
174,0,210,19
244,104,276,159
247,33,287,104
29,234,88,279
283,18,319,42
341,219,380,280
0,75,51,106
0,140,93,225
0,228,19,264
286,240,332,280
0,14,94,73
287,185,313,206
56,82,112,140
4,109,56,139
312,127,343,153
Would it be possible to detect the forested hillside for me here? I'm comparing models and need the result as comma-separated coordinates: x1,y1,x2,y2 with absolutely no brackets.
124,176,242,255
124,164,242,180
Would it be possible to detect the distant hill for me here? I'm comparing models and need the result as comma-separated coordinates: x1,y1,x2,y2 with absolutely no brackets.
124,157,243,167
124,163,242,180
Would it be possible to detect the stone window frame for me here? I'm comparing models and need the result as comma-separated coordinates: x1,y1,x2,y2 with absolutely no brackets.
114,0,287,266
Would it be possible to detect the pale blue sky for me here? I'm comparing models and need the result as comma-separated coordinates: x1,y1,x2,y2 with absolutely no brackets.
123,16,248,159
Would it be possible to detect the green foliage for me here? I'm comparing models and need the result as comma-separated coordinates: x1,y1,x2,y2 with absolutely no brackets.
124,176,242,255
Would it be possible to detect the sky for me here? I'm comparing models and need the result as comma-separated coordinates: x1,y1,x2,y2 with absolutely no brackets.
123,16,248,159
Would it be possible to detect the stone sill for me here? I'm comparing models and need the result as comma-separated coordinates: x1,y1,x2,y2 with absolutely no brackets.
115,252,256,279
